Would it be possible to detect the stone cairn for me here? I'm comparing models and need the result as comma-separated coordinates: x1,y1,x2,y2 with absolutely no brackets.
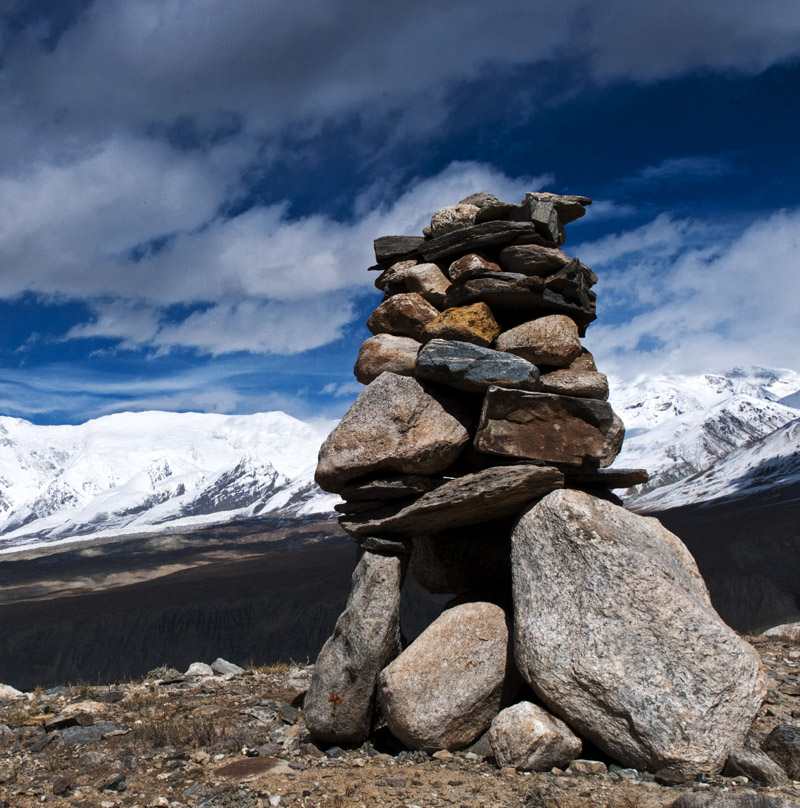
304,192,768,779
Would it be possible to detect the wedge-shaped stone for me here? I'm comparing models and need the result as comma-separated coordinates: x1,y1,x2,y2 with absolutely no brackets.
305,551,405,744
366,293,439,341
525,192,591,225
539,369,609,400
423,204,480,238
422,302,500,347
404,263,451,307
448,253,502,282
416,339,541,392
512,490,768,775
315,372,469,492
475,388,624,468
377,602,519,751
419,221,549,262
354,334,420,384
509,194,565,244
499,244,570,276
496,314,581,368
489,702,582,772
338,463,563,537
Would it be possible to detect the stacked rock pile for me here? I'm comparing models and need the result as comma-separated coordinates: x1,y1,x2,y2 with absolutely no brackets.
303,191,769,780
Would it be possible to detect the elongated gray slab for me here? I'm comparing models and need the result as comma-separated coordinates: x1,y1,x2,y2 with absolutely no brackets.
419,221,550,262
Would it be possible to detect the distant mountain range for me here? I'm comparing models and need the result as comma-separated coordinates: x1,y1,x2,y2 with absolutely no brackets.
1,366,798,553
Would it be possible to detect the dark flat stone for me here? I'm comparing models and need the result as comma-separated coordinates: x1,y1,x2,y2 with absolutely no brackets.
338,474,446,502
560,467,649,488
419,221,551,262
374,236,425,263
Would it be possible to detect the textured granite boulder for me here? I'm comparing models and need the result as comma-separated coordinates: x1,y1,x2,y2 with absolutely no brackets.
475,388,625,467
353,334,420,384
761,724,800,779
367,293,439,340
315,372,469,492
422,302,501,347
305,551,405,744
539,368,609,400
377,602,519,751
762,622,800,644
338,463,563,537
373,259,418,292
512,490,768,775
404,263,452,307
499,244,570,276
495,314,581,367
424,204,480,238
723,745,788,786
448,253,502,282
488,701,582,772
415,339,541,392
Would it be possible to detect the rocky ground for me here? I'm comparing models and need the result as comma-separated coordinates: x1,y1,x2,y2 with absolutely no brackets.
1,637,798,808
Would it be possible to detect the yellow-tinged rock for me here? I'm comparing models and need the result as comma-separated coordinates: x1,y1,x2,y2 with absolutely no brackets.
422,302,500,347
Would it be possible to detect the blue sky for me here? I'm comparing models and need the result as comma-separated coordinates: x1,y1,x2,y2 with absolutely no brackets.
1,1,799,425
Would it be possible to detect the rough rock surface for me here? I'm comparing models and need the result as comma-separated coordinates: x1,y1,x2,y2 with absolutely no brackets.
415,339,541,392
495,314,581,367
539,368,609,400
366,293,440,340
763,622,800,644
489,701,582,772
315,372,469,491
419,221,547,262
305,551,405,744
761,724,800,779
722,746,788,786
377,602,518,751
404,263,452,307
512,489,768,776
448,253,502,282
499,244,570,276
373,235,425,263
425,204,481,238
475,388,625,467
339,464,563,537
353,333,420,384
338,474,444,501
422,302,501,347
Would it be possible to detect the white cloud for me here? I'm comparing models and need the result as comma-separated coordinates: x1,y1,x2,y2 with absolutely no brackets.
623,155,734,186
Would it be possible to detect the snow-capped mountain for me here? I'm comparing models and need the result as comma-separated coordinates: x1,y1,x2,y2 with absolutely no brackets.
0,411,339,553
610,366,800,510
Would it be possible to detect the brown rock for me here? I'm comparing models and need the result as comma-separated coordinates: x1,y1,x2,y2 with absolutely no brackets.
374,259,418,292
339,463,563,537
419,221,549,262
448,253,502,282
457,192,502,208
489,701,582,772
353,334,420,384
338,474,445,501
539,369,609,400
424,204,480,238
495,315,581,367
422,302,501,347
404,263,451,308
723,745,788,786
367,293,440,341
526,192,591,224
315,372,469,492
569,348,598,371
377,602,519,751
499,244,570,276
475,387,625,468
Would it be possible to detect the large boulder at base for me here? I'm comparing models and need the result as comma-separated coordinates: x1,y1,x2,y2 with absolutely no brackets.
475,387,624,467
415,339,541,392
495,314,581,367
315,372,469,492
489,701,582,772
377,602,519,751
761,724,800,779
366,293,439,340
353,334,420,384
722,745,788,786
305,551,405,744
422,302,501,347
512,490,768,776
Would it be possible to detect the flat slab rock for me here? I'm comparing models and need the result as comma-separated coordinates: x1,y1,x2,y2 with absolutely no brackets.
475,387,625,468
415,339,541,392
339,463,564,537
315,372,469,492
511,489,768,776
419,220,550,262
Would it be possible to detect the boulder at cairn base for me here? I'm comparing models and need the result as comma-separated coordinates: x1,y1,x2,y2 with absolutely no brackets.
315,372,469,492
511,489,768,775
488,701,582,772
377,602,519,751
475,387,624,467
305,550,405,745
367,293,439,340
353,334,420,384
495,314,581,367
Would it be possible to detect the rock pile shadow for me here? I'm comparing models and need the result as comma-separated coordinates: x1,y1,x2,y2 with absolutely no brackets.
304,191,776,781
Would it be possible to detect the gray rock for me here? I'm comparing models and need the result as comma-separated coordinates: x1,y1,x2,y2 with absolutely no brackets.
315,372,470,492
358,536,412,555
761,724,800,779
567,759,608,775
339,464,563,537
353,334,420,384
61,722,120,746
512,489,768,775
495,314,581,367
524,192,591,225
0,684,23,700
367,293,440,341
475,387,625,468
424,204,480,238
374,236,424,263
415,339,541,392
489,701,582,771
419,221,548,262
211,658,244,675
539,369,609,400
338,474,445,501
448,253,502,282
562,467,649,489
305,551,405,744
185,662,215,676
669,794,794,808
723,745,788,785
509,194,565,244
377,602,519,751
404,263,452,307
499,244,570,276
762,621,800,644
